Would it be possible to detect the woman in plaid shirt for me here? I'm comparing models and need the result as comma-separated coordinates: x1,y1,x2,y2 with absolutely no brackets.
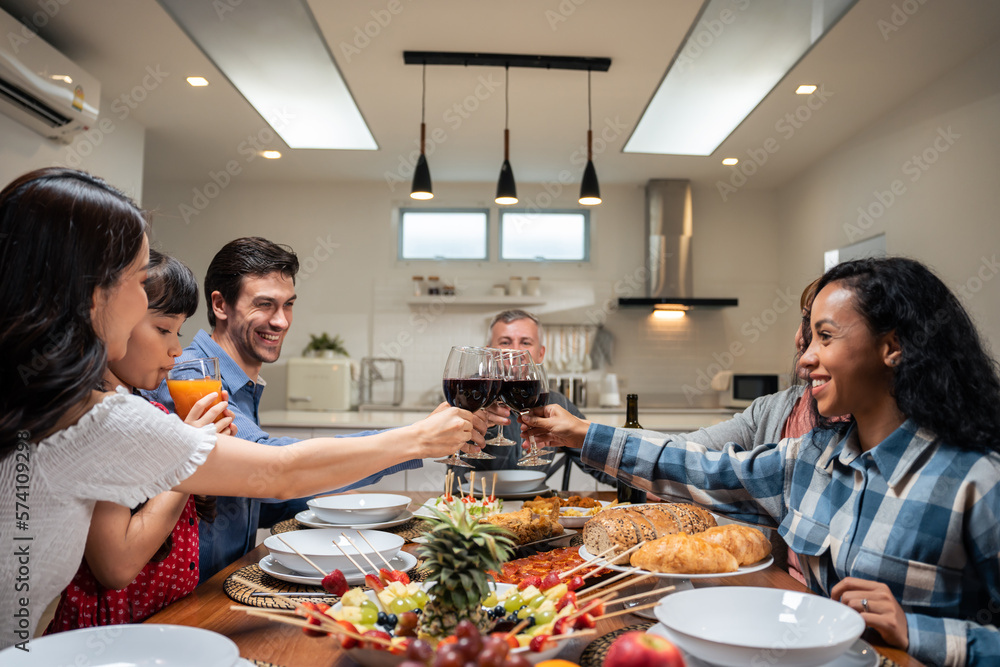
523,257,1000,667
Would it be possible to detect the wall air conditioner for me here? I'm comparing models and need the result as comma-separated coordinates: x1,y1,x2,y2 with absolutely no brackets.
0,7,100,144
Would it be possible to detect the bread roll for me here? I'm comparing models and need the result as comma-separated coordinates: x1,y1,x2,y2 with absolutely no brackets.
697,524,771,566
630,533,738,574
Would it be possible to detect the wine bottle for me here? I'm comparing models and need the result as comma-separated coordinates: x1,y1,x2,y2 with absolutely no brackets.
617,393,648,505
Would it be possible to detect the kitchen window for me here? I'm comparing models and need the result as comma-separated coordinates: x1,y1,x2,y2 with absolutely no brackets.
500,210,590,261
398,208,489,260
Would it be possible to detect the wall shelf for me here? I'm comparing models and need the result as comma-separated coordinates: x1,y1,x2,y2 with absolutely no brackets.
405,296,546,307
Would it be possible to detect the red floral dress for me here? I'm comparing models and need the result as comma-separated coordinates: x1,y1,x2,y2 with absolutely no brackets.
44,400,200,633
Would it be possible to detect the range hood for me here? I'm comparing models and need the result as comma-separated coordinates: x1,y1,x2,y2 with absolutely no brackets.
618,179,738,309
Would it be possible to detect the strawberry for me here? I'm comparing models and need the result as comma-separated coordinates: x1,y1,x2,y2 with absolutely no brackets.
586,600,605,617
540,573,560,591
321,569,349,596
388,570,411,585
335,620,358,649
296,602,328,638
529,634,554,652
362,629,392,651
573,612,596,630
556,591,577,611
491,632,520,650
518,575,542,591
566,575,585,592
378,567,394,585
553,616,572,635
365,573,385,592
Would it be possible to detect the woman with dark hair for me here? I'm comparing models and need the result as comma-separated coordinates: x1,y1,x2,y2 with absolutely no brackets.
0,168,480,646
45,250,232,633
523,257,1000,666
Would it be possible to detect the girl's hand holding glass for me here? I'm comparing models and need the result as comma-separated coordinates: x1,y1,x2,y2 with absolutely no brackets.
184,390,238,436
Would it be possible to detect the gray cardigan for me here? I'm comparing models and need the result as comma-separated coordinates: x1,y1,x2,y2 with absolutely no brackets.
678,384,807,450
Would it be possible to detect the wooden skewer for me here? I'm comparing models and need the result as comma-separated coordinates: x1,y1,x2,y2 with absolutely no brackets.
575,567,644,599
357,531,394,570
491,472,497,500
276,534,328,577
559,544,619,579
504,617,532,639
340,533,381,574
603,585,676,607
581,541,647,578
234,607,390,646
330,537,367,574
470,471,476,500
598,600,661,620
549,629,596,642
579,572,656,603
561,592,618,627
229,604,298,615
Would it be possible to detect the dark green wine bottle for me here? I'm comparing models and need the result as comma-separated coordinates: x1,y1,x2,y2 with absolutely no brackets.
617,394,648,505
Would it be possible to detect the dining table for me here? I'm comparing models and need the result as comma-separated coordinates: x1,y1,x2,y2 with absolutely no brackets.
145,491,925,667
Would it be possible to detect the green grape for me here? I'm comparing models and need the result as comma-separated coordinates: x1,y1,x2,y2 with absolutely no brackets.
516,606,531,620
411,590,429,608
359,606,378,626
503,593,524,613
482,593,498,608
389,597,409,614
359,600,377,612
528,595,545,609
535,609,555,626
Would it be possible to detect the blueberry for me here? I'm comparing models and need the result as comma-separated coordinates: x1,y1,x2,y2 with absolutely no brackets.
386,614,398,628
494,605,505,618
526,616,536,628
413,608,422,616
377,612,388,625
506,612,519,623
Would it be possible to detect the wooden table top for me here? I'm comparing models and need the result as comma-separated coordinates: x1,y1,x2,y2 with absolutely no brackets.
145,492,924,667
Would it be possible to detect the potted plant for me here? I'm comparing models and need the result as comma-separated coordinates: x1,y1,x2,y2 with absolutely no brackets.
303,332,349,359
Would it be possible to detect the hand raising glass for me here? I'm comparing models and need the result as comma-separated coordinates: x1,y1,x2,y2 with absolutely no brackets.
436,346,497,467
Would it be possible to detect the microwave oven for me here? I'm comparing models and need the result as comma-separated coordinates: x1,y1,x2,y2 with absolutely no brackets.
711,371,787,409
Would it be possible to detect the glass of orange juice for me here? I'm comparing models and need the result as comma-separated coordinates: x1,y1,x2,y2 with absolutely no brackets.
166,357,222,420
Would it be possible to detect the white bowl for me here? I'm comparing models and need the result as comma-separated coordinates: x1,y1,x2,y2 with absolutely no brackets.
0,624,239,666
331,583,565,666
472,470,546,495
264,528,404,575
654,587,864,667
308,494,412,524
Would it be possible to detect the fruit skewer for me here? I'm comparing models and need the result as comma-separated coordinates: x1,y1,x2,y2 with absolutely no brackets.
330,537,390,613
276,534,349,596
356,530,411,585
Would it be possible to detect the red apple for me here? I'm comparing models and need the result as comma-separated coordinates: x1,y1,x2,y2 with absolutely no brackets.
604,631,686,667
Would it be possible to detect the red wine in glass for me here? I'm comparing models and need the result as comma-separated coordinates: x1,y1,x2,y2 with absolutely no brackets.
443,378,495,412
501,379,543,412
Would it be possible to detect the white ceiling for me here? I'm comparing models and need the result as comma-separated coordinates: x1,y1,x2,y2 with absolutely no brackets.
3,0,999,188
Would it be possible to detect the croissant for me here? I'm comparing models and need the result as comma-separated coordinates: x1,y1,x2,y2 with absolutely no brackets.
630,533,738,574
697,524,772,566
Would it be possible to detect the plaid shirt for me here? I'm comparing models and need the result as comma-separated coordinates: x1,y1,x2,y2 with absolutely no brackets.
582,420,1000,667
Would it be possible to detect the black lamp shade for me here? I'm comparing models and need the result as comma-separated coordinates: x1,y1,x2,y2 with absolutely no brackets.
495,159,518,205
410,153,433,200
579,159,601,205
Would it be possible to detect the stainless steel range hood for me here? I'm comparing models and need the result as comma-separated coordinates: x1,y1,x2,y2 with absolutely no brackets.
618,179,738,309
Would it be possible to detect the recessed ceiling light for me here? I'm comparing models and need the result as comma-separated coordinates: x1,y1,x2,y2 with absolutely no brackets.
261,150,282,159
624,0,857,155
186,76,209,87
161,0,377,150
795,84,818,95
722,157,739,166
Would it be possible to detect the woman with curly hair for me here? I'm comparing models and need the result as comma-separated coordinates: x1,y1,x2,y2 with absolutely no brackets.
523,257,1000,666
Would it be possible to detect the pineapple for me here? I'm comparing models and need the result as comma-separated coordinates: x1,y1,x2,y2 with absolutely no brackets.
416,500,515,639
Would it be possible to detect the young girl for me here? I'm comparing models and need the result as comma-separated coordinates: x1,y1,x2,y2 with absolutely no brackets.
0,168,480,645
45,250,234,632
523,257,1000,666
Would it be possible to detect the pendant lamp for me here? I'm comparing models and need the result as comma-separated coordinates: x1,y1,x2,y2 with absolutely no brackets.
410,63,433,200
579,69,601,206
495,65,518,205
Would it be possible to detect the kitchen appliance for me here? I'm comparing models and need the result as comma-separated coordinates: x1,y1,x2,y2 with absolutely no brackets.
359,357,404,407
711,371,786,409
618,179,739,310
599,373,621,407
285,357,352,411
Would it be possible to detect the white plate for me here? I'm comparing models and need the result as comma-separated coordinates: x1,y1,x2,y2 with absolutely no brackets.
647,624,878,667
295,509,414,530
308,493,412,524
0,624,239,666
259,551,418,586
264,528,404,575
556,500,613,528
578,545,774,579
460,484,553,500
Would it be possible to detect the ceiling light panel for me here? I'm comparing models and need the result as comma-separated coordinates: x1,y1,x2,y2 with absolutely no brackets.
158,0,376,150
625,0,857,156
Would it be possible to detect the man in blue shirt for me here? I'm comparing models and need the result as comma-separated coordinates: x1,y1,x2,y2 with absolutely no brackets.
151,237,420,581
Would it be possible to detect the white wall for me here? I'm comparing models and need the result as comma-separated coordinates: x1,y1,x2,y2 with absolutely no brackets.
775,38,1000,353
0,99,146,203
144,177,792,412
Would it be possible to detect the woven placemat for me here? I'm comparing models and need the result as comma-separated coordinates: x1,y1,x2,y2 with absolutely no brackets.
224,557,431,609
271,516,434,542
249,661,282,667
579,622,900,667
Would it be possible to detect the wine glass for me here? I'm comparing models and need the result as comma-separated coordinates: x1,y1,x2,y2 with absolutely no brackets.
482,347,517,447
435,346,497,468
459,347,498,461
495,351,551,467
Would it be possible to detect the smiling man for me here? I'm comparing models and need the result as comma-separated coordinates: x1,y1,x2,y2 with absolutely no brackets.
150,237,422,581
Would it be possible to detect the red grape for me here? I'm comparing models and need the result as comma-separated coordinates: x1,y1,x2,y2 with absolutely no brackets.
502,655,532,667
455,619,479,640
434,646,464,667
405,638,434,662
477,646,506,667
456,634,483,658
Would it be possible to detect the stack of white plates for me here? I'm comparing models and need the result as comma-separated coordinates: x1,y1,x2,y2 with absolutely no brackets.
297,493,413,529
263,528,404,576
